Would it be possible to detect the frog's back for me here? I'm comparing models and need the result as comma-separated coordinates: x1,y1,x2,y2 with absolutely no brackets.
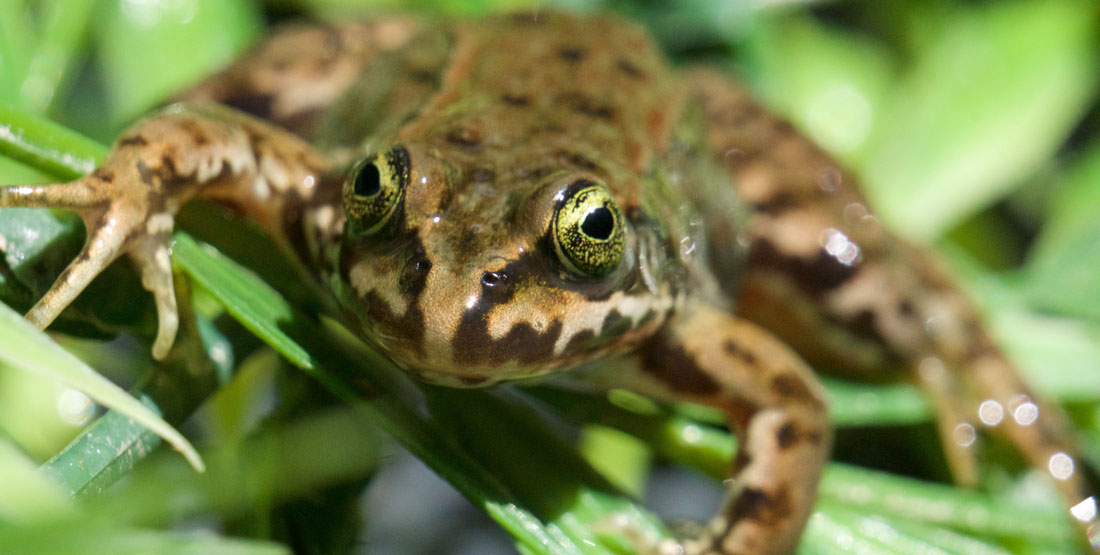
319,13,681,191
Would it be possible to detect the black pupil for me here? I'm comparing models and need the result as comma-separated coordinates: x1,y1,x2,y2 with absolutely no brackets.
581,206,614,240
354,162,382,197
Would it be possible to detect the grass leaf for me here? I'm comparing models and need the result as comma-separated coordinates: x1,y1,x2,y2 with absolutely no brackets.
0,302,204,471
861,0,1099,240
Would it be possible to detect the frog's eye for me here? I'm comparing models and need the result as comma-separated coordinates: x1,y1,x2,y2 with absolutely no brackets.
552,180,625,277
343,146,409,234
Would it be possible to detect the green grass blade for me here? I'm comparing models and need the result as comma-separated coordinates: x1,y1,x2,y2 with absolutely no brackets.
0,433,70,522
94,0,261,124
820,463,1074,546
0,522,291,555
79,402,383,528
39,394,167,498
0,302,203,472
173,233,314,370
0,0,36,107
823,378,931,427
860,0,1099,239
0,103,105,179
18,0,97,112
1025,145,1100,322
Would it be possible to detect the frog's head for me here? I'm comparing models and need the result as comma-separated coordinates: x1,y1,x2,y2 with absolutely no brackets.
332,142,674,386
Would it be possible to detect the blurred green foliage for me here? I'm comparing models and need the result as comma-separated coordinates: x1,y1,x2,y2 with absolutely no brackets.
1,0,1099,553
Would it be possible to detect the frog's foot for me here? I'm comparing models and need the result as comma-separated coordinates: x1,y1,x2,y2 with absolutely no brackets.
1,172,181,358
968,354,1100,546
634,302,832,555
913,358,980,487
0,104,326,359
915,340,1100,549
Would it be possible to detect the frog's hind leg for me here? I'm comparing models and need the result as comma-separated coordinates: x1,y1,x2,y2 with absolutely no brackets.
687,68,1099,547
628,302,832,555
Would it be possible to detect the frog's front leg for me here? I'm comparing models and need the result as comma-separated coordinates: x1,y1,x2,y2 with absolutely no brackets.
631,301,831,555
0,103,328,358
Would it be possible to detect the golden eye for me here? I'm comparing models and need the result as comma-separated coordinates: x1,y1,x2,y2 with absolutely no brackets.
343,146,409,234
552,180,625,277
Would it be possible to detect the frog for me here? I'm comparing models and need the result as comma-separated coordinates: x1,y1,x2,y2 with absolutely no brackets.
0,11,1096,555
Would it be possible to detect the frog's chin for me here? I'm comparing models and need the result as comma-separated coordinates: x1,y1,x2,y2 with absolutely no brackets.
389,360,540,388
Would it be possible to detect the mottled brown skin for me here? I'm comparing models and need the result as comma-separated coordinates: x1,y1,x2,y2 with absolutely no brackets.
0,12,1095,554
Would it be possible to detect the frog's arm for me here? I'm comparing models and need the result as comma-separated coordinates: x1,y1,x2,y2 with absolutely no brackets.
629,302,831,555
0,104,329,358
687,68,1099,545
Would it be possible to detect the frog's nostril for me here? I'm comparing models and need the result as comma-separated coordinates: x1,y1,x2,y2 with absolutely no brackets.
401,258,432,291
481,271,507,287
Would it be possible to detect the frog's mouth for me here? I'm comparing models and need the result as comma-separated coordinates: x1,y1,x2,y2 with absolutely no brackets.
395,262,673,387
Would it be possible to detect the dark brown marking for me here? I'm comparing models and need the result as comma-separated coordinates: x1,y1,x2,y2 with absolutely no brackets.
501,93,530,106
616,58,644,79
559,92,616,120
808,307,889,363
361,288,426,358
898,300,916,318
136,161,155,185
223,94,274,120
558,46,586,63
726,486,792,526
243,130,269,179
732,447,753,473
452,314,563,366
556,149,599,171
776,422,799,450
750,192,799,216
118,135,148,147
564,329,597,352
160,155,176,176
179,119,210,146
409,68,439,86
770,374,818,406
282,108,325,137
640,333,721,396
92,169,114,183
748,239,859,296
599,310,632,337
519,166,556,181
724,339,757,365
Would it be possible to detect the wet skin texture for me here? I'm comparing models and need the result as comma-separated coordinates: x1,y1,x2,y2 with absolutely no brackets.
1,12,1097,554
